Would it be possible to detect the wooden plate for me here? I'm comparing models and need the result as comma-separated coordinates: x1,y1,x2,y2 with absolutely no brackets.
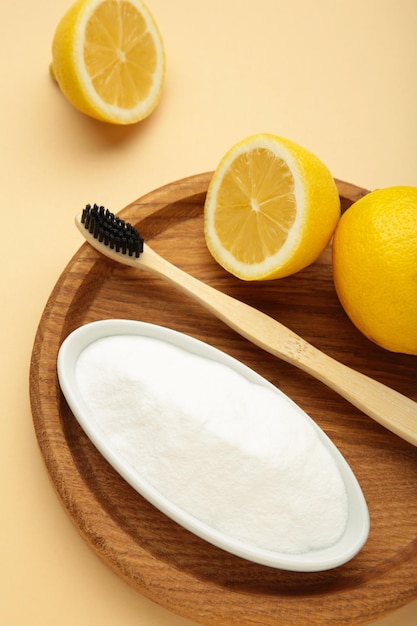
30,173,417,626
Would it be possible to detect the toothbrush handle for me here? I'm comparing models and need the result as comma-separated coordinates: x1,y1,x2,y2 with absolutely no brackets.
140,244,417,446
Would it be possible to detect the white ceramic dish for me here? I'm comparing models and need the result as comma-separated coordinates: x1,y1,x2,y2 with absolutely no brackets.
57,318,370,572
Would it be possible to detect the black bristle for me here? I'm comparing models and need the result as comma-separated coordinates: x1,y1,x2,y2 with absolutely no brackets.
81,204,144,258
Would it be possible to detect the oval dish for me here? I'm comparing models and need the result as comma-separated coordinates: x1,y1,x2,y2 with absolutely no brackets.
57,318,369,572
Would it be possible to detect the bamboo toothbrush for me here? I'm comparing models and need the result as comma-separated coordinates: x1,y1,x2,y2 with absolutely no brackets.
76,204,417,446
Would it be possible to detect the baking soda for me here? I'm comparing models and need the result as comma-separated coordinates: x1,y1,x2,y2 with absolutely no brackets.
75,334,348,554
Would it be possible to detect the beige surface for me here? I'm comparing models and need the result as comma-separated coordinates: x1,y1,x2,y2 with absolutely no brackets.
1,1,416,624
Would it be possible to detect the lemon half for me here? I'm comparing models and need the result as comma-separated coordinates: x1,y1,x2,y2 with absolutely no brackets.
204,133,341,280
50,0,165,124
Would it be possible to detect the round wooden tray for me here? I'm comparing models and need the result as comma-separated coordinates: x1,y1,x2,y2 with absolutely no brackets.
30,172,417,626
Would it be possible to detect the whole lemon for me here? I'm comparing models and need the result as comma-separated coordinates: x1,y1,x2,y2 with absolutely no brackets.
332,186,417,355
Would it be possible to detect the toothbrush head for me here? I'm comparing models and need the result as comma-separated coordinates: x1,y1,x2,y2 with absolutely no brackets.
80,204,144,258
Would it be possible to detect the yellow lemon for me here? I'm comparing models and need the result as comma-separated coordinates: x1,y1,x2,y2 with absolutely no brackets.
332,186,417,355
50,0,165,124
204,133,341,280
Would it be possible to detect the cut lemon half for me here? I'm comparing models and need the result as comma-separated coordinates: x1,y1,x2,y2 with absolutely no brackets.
204,134,341,280
50,0,165,124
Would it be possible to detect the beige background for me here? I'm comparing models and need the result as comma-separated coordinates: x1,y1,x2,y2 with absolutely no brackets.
1,0,417,624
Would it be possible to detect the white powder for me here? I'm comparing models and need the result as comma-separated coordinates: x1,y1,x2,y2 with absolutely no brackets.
75,334,348,554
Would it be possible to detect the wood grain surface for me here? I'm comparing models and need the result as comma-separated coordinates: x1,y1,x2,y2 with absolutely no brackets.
30,172,417,626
